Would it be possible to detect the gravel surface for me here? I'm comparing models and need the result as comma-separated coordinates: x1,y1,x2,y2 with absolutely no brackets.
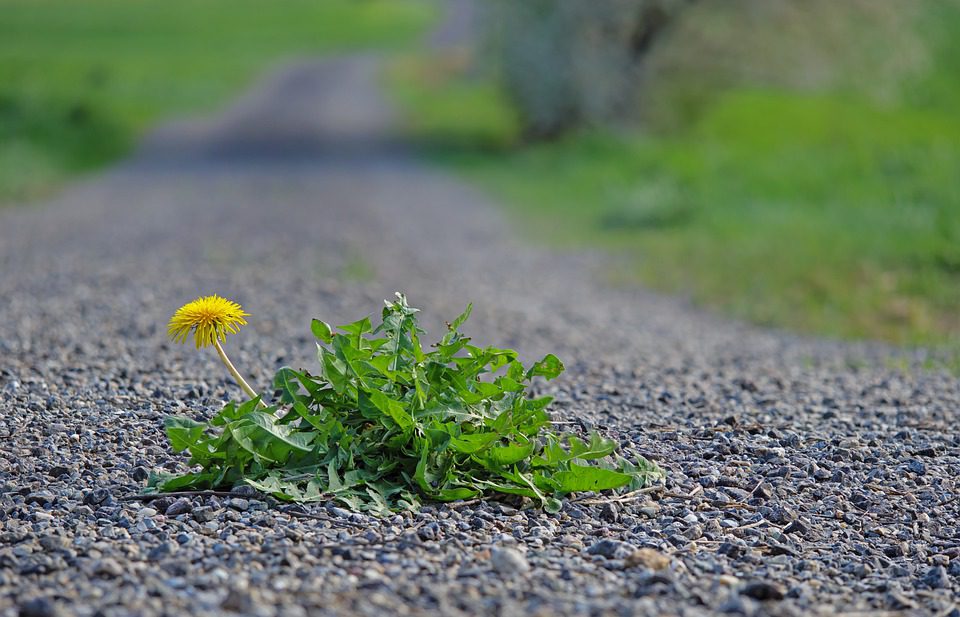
2,8,959,616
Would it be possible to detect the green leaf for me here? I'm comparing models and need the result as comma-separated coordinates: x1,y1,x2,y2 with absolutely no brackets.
533,432,617,467
327,459,344,491
527,354,564,380
441,303,473,345
551,464,635,493
333,335,374,387
470,477,539,500
158,471,217,492
437,487,479,501
243,475,323,502
245,411,315,452
148,470,214,492
414,447,438,494
619,456,666,490
294,371,323,397
226,411,315,463
448,432,499,454
368,354,401,379
495,376,524,393
291,400,326,431
273,367,302,405
483,441,535,467
319,347,348,393
311,319,334,343
360,389,414,431
340,316,373,339
164,416,207,453
569,433,617,459
544,497,563,514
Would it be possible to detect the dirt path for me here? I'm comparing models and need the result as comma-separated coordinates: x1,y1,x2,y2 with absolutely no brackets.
1,11,958,617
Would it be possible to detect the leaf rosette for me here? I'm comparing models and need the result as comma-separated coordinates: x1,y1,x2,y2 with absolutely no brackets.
152,294,662,514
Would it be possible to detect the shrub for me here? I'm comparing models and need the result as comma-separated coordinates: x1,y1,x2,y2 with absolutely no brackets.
484,0,692,138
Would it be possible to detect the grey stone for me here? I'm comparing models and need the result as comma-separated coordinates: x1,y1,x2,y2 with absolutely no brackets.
92,558,124,578
587,539,634,560
921,565,949,589
147,541,178,561
165,498,193,517
25,492,56,507
739,581,785,601
17,597,61,617
490,547,530,574
82,489,112,506
193,507,217,522
226,498,249,512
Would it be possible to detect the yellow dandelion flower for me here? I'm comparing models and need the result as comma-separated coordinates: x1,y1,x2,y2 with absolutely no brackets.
168,295,261,403
168,294,249,349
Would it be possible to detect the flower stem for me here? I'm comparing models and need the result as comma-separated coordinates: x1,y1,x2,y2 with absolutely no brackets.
212,339,263,405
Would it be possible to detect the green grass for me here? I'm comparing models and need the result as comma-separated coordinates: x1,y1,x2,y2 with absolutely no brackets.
388,5,960,348
0,0,435,202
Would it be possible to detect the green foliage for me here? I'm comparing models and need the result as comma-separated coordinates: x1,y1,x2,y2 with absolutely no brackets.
485,0,693,138
0,0,436,203
460,92,960,345
388,53,521,154
152,295,662,514
389,1,960,347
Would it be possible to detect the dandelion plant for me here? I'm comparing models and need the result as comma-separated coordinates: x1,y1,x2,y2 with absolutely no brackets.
153,294,662,514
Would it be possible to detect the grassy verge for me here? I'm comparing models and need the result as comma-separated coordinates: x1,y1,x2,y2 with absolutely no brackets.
0,0,435,203
387,6,960,349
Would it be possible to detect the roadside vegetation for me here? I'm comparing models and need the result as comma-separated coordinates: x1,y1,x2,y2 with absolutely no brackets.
0,0,435,202
157,294,662,513
390,0,960,349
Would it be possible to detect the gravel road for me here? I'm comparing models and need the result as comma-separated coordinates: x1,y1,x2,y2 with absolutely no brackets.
2,11,959,617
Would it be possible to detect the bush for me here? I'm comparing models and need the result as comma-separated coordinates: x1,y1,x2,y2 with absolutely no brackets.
484,0,693,138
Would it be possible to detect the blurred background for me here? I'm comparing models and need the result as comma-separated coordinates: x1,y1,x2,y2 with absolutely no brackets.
2,0,959,352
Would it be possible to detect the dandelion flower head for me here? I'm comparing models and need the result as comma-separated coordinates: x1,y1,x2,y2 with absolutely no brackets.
168,295,249,349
